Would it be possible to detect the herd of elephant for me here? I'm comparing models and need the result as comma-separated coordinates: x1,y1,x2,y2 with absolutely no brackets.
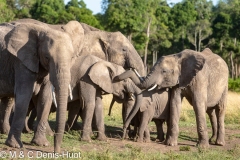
0,18,229,152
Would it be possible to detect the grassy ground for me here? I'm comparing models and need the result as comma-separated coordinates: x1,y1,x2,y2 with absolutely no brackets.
0,92,240,159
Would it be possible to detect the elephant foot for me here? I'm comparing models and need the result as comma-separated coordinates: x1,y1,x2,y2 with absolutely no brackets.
136,137,143,143
165,136,178,146
96,134,108,141
31,132,50,146
81,133,92,142
144,138,151,143
209,135,217,144
155,137,165,142
197,139,209,148
215,138,225,146
0,123,10,134
5,135,23,148
31,130,50,146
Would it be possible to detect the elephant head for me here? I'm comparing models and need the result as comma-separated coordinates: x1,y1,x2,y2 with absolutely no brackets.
81,31,146,77
87,60,143,136
116,49,206,90
5,21,84,152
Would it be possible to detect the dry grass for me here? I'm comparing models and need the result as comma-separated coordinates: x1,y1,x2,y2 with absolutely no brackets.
102,91,240,124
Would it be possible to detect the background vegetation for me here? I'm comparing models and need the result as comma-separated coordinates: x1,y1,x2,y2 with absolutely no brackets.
1,0,240,78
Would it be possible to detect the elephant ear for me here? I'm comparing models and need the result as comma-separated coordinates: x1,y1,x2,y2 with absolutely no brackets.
6,23,39,73
179,50,206,88
99,38,110,55
89,61,116,93
62,21,84,55
140,98,151,112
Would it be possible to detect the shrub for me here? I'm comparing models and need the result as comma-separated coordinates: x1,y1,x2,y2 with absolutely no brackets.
228,78,240,92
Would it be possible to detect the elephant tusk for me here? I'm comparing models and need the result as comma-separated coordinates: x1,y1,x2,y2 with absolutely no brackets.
133,69,144,81
68,84,73,100
148,84,157,91
51,85,57,108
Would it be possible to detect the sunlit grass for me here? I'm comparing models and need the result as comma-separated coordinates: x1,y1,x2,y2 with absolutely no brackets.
0,92,239,159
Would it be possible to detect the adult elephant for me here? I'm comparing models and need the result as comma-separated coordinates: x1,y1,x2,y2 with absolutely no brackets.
0,20,84,153
116,48,228,148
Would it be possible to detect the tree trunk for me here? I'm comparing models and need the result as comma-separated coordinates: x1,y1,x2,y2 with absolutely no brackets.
127,33,132,43
230,51,235,79
198,29,202,52
194,31,197,51
152,51,157,65
144,17,152,68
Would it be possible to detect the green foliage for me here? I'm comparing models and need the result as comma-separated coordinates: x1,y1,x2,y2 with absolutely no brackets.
228,78,240,92
0,0,15,23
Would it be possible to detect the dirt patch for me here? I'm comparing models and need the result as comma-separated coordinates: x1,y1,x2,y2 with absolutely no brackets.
0,126,239,159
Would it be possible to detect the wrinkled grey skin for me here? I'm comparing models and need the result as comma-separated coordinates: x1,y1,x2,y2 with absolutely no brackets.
116,48,228,148
135,89,170,143
0,20,83,153
61,55,142,141
0,97,14,134
13,19,145,146
109,89,170,142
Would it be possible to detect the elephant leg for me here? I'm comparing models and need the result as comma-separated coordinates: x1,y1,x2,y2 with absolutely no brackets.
81,85,96,142
65,101,80,132
154,119,165,142
6,66,37,148
31,81,52,147
192,90,209,148
206,108,217,143
131,116,139,139
165,87,182,146
94,90,107,141
144,127,151,143
137,112,148,143
0,97,14,134
215,88,227,146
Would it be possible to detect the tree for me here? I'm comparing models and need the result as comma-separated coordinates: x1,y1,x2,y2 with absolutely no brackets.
0,0,15,23
102,0,147,41
30,0,67,24
66,0,102,28
169,0,197,50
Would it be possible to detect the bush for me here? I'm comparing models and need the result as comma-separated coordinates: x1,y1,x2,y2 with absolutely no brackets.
228,78,240,92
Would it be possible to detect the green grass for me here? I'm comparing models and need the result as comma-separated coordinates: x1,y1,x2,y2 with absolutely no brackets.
0,93,240,159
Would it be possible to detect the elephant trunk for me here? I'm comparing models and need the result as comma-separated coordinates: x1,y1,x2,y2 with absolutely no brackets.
128,51,146,77
122,82,142,139
116,69,159,90
108,98,115,116
50,64,71,153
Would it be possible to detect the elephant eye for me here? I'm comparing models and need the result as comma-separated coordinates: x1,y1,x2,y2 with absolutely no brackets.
162,69,167,73
122,47,127,52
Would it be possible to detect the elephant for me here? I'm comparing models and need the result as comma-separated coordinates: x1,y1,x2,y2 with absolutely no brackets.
109,88,170,142
116,48,228,148
0,19,84,152
13,18,145,139
56,55,143,141
0,97,14,134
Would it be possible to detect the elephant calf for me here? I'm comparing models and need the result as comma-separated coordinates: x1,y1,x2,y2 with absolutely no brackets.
126,88,170,142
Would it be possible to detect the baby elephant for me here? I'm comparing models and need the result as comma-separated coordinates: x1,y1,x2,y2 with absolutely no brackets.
119,88,170,142
136,88,170,142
